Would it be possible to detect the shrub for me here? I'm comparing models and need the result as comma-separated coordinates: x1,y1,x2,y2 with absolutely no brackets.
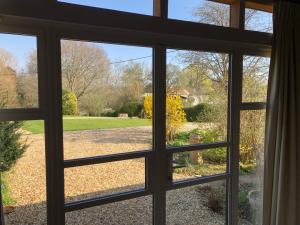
144,95,186,141
80,94,104,116
101,109,119,117
192,129,227,164
119,101,143,117
184,104,215,122
62,90,78,115
0,121,27,172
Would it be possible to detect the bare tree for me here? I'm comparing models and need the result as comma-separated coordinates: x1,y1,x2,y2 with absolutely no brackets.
0,48,18,107
17,51,39,107
61,40,110,99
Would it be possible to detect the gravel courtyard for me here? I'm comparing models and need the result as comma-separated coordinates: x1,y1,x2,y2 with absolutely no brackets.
4,126,228,225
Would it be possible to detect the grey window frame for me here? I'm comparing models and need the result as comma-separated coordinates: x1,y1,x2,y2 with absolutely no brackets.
0,1,272,225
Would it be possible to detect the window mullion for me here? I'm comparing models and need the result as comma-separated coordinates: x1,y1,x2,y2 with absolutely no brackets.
43,30,65,225
228,51,243,225
152,45,167,225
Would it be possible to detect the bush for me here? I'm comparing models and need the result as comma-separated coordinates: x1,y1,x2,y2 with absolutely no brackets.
101,109,119,117
119,101,143,117
144,95,186,141
184,104,215,122
62,90,78,115
193,129,227,164
0,121,27,172
80,94,104,116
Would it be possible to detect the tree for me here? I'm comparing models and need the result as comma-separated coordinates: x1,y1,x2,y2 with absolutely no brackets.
17,51,39,107
0,100,27,172
62,90,78,115
144,95,186,141
0,49,18,108
61,40,110,99
178,1,272,162
119,62,147,102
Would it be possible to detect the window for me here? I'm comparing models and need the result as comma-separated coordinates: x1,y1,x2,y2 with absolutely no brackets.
242,56,270,102
0,1,272,225
58,0,153,15
0,34,39,109
1,120,46,224
245,9,273,33
168,0,230,26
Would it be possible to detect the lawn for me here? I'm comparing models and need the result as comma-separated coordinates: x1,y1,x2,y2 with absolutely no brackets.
1,175,15,206
23,117,151,134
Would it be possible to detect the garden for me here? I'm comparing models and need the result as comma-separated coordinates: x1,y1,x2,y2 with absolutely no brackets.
0,2,269,224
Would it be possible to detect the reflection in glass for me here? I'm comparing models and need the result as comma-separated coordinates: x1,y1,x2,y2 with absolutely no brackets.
239,110,266,225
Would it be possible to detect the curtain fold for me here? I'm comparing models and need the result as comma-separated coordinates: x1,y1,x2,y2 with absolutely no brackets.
263,2,300,225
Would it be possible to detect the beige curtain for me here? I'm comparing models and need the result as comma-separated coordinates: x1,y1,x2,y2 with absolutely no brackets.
263,1,300,225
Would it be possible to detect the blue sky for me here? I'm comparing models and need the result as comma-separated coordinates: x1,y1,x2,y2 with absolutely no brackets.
0,1,272,72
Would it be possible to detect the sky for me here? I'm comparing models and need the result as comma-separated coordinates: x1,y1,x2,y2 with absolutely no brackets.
0,0,272,72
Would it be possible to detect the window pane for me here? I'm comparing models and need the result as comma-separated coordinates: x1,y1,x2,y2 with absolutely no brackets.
66,196,152,225
167,181,226,225
168,0,230,27
64,158,145,203
59,0,153,15
166,50,228,147
239,110,266,225
245,9,273,33
60,40,152,160
243,56,270,102
1,120,46,224
173,149,227,182
0,34,38,109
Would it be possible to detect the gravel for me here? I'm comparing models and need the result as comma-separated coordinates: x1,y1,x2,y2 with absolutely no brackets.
3,127,245,225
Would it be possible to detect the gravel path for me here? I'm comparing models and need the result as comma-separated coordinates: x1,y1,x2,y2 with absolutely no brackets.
4,126,232,225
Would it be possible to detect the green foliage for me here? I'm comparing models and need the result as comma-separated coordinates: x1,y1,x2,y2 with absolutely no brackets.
79,94,104,116
62,90,78,116
0,121,27,172
144,95,186,141
101,109,119,117
119,101,143,118
184,103,216,122
1,176,15,206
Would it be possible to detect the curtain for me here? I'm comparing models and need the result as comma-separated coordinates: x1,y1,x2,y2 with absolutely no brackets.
263,1,300,225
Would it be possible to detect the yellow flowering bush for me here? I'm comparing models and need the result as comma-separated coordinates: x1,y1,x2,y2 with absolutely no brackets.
144,95,186,141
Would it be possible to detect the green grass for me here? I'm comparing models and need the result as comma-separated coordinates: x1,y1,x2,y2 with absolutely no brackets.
1,175,15,206
23,117,151,134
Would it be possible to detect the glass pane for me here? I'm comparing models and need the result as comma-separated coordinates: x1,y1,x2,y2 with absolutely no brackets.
66,196,152,225
239,110,266,225
1,120,46,224
64,158,145,203
60,40,152,159
168,0,230,27
167,181,226,225
245,9,273,33
166,50,228,147
0,33,38,109
173,148,227,182
59,0,153,15
243,56,270,102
